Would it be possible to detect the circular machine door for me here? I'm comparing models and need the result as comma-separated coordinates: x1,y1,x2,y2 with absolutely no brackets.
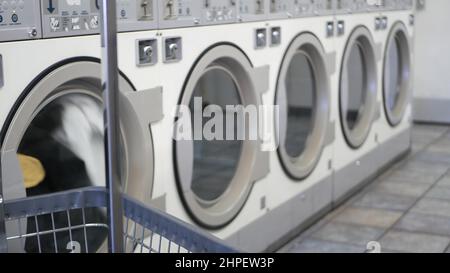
174,45,264,229
276,33,331,180
383,22,411,127
339,27,378,149
1,61,155,253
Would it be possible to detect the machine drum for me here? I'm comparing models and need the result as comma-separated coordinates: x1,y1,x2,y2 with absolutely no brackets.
18,94,109,253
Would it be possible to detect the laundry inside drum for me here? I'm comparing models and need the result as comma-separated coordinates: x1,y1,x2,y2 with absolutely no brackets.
189,68,243,202
284,51,316,159
17,92,125,253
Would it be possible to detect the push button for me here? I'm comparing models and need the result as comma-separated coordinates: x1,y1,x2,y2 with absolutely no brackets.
0,15,3,23
11,13,18,23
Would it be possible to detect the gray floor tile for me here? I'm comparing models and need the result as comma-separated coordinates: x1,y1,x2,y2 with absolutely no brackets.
427,138,450,153
373,181,431,197
411,198,450,218
333,207,403,229
379,230,450,253
396,161,449,177
428,138,450,151
411,143,427,154
436,135,450,142
285,239,364,253
412,124,449,136
425,186,450,201
385,170,441,185
353,192,417,211
414,123,449,131
311,222,384,247
410,132,436,142
410,138,430,147
397,159,449,173
395,212,450,236
411,130,441,141
437,176,450,187
414,150,450,164
443,136,450,144
411,134,440,147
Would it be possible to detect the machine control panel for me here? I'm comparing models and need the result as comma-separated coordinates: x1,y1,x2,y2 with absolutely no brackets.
41,0,157,38
384,0,413,10
335,0,372,14
335,0,412,13
335,0,353,14
159,0,238,29
366,0,383,12
162,0,190,19
268,0,334,19
238,0,268,22
0,0,42,42
292,0,315,17
268,0,292,19
202,0,237,23
159,0,200,28
0,0,413,42
116,0,157,31
317,0,336,15
292,0,335,17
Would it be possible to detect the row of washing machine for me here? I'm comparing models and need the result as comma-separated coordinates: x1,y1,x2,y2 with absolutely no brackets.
0,0,414,253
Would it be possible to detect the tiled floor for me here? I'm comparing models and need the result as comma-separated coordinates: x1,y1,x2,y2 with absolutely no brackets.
279,124,450,253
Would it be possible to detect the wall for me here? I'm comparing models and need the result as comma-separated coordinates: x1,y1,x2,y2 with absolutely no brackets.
413,0,450,123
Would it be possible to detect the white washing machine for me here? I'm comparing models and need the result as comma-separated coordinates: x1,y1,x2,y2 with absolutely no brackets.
373,0,414,165
151,0,270,252
234,0,337,252
0,0,162,253
332,0,384,202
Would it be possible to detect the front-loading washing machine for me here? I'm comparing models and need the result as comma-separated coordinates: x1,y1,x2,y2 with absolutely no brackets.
236,0,338,252
373,0,414,165
151,0,270,252
0,0,162,253
332,0,384,203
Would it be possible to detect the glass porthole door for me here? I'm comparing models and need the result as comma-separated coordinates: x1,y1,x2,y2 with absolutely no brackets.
276,33,332,180
189,67,244,202
383,22,411,126
174,45,269,229
339,27,378,149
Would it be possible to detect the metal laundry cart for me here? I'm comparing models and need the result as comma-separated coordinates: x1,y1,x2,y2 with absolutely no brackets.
0,1,235,254
0,187,235,253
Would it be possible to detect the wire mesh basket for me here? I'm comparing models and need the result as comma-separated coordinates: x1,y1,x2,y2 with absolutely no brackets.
0,187,236,253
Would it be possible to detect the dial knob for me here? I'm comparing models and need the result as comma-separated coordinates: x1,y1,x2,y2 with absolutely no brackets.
29,28,38,38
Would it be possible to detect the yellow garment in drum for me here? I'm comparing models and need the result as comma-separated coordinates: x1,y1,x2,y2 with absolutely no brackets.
18,154,46,189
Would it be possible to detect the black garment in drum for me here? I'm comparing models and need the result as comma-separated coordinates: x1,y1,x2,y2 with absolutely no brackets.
18,102,107,253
